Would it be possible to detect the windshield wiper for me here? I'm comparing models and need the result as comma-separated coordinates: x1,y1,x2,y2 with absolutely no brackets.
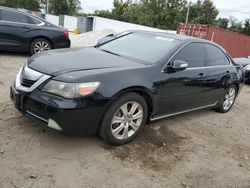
99,49,121,56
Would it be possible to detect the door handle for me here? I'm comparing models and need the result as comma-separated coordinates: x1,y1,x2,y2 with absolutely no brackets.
197,73,206,78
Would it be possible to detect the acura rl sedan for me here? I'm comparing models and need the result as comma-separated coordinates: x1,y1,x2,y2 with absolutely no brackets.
0,6,70,55
10,31,244,145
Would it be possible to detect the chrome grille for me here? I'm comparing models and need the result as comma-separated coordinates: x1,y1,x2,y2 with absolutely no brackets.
21,77,36,88
15,63,51,92
20,64,43,88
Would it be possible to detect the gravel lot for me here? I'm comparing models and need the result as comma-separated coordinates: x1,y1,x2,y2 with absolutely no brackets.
0,50,250,188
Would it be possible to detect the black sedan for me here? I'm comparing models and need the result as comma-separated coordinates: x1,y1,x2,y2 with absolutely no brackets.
0,6,70,55
10,31,244,145
234,57,250,83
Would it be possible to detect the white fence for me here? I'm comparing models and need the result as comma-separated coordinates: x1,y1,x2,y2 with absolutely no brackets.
44,14,176,34
91,16,170,33
45,14,59,26
63,15,78,32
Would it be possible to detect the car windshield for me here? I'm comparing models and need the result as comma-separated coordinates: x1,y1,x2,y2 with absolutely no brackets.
98,33,180,64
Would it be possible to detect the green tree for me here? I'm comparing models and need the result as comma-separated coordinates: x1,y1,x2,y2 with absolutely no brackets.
110,0,187,30
91,0,221,30
0,0,81,15
112,0,131,22
228,16,243,33
48,0,69,15
217,17,229,29
126,3,150,25
93,10,113,19
68,0,82,15
0,0,41,11
224,17,250,36
189,0,219,25
47,0,81,15
242,19,250,35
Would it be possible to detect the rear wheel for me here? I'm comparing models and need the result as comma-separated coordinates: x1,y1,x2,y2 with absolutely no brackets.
215,85,237,113
99,93,148,145
30,38,52,55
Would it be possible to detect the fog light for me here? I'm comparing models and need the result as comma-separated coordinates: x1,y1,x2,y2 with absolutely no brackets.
48,119,62,131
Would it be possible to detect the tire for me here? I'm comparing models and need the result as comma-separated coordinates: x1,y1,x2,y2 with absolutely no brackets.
99,93,148,145
215,85,238,113
30,38,52,55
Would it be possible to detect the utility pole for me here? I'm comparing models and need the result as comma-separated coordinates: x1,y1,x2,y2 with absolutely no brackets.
46,0,49,14
185,1,191,24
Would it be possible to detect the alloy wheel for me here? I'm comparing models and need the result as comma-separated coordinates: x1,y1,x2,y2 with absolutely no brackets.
223,87,236,111
111,101,144,140
34,41,51,53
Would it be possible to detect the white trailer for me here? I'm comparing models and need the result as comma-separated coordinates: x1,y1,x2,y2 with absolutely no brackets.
90,16,175,33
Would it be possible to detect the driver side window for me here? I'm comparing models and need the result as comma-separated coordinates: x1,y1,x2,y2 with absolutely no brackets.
173,43,206,68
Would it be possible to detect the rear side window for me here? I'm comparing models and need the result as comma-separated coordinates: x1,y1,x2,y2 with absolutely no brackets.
0,9,41,24
173,43,206,68
28,16,42,24
205,44,230,66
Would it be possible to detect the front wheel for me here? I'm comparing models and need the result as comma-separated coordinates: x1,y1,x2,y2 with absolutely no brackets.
215,85,237,113
99,93,148,145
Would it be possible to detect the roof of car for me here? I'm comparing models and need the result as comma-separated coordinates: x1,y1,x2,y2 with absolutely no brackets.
0,6,48,22
131,30,208,42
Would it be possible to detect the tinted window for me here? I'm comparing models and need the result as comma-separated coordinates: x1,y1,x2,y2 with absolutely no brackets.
28,16,41,24
205,44,230,66
173,43,206,68
0,9,40,24
99,33,180,64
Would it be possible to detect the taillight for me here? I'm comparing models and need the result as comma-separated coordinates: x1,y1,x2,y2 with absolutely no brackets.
64,30,69,39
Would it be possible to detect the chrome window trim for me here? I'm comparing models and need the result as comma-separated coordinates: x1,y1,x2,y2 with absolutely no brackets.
150,102,218,121
15,67,51,92
162,41,232,72
0,20,45,26
186,65,232,70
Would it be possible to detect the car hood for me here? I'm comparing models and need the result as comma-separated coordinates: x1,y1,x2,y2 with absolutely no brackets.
233,58,250,67
28,47,143,76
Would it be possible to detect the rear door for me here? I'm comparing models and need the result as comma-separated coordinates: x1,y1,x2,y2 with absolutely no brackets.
155,42,211,117
204,44,232,103
0,8,42,51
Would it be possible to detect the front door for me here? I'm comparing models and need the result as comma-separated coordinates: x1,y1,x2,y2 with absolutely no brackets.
203,44,233,103
155,42,211,117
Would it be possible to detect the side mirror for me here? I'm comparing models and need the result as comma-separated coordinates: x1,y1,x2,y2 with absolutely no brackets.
166,60,188,72
96,34,115,46
106,34,115,37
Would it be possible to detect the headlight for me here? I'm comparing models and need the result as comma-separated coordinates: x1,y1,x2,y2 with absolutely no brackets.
42,80,100,98
244,64,250,71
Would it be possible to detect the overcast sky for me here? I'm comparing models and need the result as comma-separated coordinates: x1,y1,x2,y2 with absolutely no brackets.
80,0,250,21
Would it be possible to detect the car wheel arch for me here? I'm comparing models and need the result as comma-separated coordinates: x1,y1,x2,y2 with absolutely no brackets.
226,81,239,94
234,83,240,94
30,36,53,49
99,86,155,130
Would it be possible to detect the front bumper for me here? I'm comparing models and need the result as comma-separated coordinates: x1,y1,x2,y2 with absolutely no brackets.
10,85,108,135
